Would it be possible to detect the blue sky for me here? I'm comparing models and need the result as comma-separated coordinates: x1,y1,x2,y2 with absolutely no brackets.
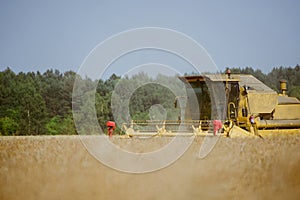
0,0,299,77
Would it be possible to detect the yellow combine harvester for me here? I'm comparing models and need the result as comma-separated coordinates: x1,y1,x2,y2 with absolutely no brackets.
123,72,300,137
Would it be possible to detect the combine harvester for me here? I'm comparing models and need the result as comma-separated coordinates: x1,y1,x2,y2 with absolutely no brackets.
122,72,300,137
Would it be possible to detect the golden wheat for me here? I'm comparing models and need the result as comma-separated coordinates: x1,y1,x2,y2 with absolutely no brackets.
1,132,300,200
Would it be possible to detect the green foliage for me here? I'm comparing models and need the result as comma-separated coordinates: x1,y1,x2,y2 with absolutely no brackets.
129,83,179,121
45,116,61,135
0,117,19,135
0,68,75,135
46,115,76,135
289,86,300,100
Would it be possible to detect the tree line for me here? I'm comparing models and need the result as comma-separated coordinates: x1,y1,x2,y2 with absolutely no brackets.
0,65,299,135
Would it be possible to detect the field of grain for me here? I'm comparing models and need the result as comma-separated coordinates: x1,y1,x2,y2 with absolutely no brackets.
1,131,300,200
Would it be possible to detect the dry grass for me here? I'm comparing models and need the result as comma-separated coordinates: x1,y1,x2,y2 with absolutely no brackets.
1,131,300,200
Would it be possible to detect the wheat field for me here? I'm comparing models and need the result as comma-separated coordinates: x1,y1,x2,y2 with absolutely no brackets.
1,131,300,200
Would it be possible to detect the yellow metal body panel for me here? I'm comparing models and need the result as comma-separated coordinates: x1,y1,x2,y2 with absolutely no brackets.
273,104,300,120
247,93,278,114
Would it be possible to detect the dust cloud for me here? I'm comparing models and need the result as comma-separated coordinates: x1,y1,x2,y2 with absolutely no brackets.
1,132,300,200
